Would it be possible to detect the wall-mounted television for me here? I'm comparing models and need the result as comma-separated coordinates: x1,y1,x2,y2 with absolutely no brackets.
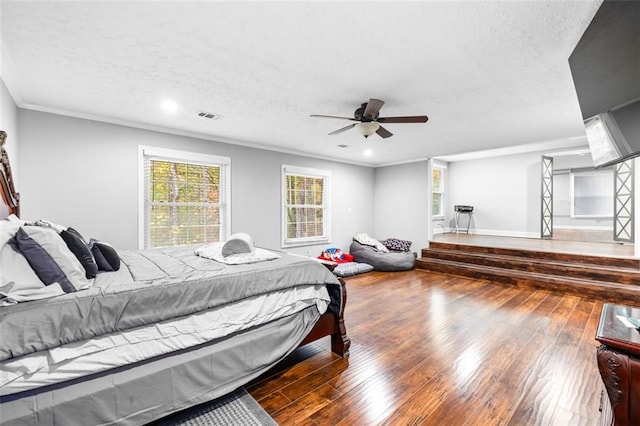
568,0,640,168
584,100,640,168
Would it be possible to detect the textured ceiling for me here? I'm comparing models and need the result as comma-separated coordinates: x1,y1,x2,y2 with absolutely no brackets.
0,1,601,166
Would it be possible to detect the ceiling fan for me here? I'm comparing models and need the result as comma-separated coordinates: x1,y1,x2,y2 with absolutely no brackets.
310,98,428,139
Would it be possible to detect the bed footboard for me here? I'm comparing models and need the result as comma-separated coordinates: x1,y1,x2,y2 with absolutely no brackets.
298,278,350,358
332,278,350,357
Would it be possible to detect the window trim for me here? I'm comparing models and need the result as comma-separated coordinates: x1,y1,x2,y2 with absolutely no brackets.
138,145,231,249
281,165,331,248
432,165,446,220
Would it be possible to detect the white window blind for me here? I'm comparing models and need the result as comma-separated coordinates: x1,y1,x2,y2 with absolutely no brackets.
570,170,613,218
139,146,230,249
281,165,331,247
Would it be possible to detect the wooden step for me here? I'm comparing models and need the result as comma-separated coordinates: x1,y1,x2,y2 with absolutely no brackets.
418,241,640,305
415,257,640,305
421,248,640,286
426,241,640,269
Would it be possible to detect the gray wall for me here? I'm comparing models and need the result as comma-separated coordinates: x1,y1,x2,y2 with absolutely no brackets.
373,161,429,251
446,152,542,237
445,149,617,237
17,109,375,253
0,77,19,183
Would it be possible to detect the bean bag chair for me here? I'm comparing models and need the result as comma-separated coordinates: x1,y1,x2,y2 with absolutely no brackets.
349,241,415,272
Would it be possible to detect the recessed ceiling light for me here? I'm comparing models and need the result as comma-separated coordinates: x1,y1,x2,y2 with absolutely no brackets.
364,149,373,157
337,144,348,148
161,99,179,114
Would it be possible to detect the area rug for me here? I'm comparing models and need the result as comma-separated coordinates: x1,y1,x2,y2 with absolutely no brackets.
153,387,278,426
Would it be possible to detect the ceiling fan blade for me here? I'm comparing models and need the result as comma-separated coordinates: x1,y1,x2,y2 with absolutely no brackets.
363,98,385,119
328,123,357,135
377,115,429,123
376,126,393,138
310,114,357,121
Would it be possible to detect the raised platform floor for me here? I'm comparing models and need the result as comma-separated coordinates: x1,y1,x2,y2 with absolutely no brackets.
431,233,635,259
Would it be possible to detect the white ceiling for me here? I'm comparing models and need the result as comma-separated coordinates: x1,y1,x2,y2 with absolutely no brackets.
0,1,601,166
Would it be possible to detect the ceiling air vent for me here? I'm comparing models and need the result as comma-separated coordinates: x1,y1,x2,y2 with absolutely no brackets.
197,111,221,119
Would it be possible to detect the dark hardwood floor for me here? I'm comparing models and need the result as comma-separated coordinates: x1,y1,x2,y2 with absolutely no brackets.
247,269,607,425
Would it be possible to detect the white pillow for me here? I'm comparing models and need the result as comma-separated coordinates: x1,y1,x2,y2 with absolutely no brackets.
0,216,62,304
0,237,57,305
14,226,91,293
0,214,26,246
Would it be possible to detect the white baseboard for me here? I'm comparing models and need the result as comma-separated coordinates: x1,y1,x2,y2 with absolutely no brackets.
553,225,613,231
431,227,539,239
434,227,613,239
432,226,451,235
470,229,540,239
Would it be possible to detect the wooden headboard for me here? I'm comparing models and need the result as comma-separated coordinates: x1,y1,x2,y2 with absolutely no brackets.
0,131,20,219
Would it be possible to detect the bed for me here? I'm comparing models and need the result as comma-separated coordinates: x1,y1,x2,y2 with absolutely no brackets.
0,130,350,425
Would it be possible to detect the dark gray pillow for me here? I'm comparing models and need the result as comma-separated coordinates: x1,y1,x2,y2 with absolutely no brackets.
60,228,98,279
15,226,90,293
382,238,413,252
90,239,121,271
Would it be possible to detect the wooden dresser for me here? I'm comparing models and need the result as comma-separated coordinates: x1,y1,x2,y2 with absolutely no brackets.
596,304,640,426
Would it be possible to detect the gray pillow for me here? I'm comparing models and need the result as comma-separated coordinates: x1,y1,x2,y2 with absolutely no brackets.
333,262,374,277
15,226,91,293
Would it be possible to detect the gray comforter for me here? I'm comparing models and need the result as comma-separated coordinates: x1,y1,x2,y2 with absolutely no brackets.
0,246,341,362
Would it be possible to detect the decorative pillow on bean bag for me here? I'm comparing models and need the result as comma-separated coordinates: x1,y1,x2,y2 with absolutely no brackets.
90,239,121,271
333,262,374,277
353,233,389,253
382,238,413,252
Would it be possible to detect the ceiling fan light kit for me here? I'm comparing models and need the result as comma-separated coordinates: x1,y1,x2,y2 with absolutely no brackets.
355,122,380,138
311,98,428,140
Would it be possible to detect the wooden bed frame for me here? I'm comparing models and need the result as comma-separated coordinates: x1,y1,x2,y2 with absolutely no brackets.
0,129,350,359
0,131,20,218
300,272,350,358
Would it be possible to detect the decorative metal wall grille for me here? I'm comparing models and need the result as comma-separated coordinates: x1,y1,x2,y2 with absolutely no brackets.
614,160,634,243
541,156,553,239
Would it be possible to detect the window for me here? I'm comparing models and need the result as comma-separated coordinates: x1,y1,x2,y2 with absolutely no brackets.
570,169,613,218
139,146,230,249
432,166,445,218
282,165,330,247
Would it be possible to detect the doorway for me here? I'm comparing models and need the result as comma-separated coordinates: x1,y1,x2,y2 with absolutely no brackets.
549,150,632,245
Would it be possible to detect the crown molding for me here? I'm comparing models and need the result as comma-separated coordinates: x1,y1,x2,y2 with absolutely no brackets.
435,136,588,162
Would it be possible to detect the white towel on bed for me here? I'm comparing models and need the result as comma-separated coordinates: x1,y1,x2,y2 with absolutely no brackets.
195,238,280,265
